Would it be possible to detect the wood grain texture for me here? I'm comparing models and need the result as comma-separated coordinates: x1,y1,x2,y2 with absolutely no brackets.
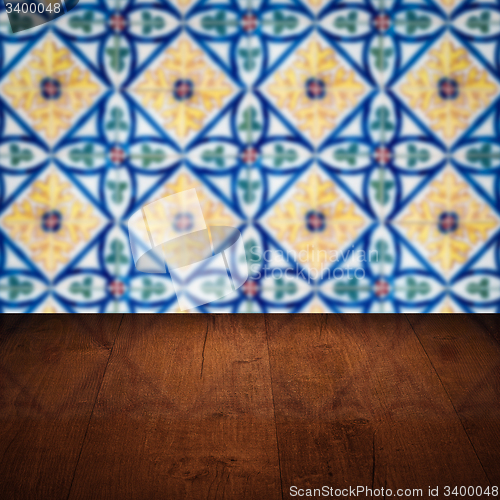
407,314,500,484
67,315,281,500
469,314,500,346
0,314,122,500
1,314,500,500
266,314,492,496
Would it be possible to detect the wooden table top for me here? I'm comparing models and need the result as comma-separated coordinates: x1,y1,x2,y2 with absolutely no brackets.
1,314,499,500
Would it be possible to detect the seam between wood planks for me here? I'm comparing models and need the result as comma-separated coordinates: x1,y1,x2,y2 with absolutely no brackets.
339,315,386,490
404,314,492,486
65,313,125,500
469,315,500,349
264,315,285,500
200,316,211,379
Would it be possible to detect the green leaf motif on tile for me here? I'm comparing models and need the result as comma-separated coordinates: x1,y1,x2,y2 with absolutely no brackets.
106,107,128,131
70,277,93,298
370,46,393,70
8,13,33,32
466,278,490,299
466,144,494,168
334,277,360,301
141,12,165,35
139,145,165,168
373,240,393,263
106,240,129,265
107,181,128,203
371,178,394,205
334,12,358,33
106,46,130,72
201,11,228,35
69,11,95,33
371,106,394,132
3,276,33,300
466,12,490,33
273,277,297,300
202,276,227,296
407,144,430,167
405,277,430,300
403,11,431,35
202,146,226,168
140,278,165,300
239,107,261,132
238,48,261,71
243,238,261,264
70,144,95,167
334,144,359,166
273,144,297,167
9,144,33,166
238,179,261,203
272,11,298,34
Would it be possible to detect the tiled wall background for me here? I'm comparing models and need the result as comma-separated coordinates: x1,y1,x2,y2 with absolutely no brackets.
0,0,499,312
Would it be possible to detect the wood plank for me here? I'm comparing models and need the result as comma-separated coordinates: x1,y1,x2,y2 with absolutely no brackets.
266,314,491,497
68,315,281,500
0,314,122,500
407,314,500,483
469,314,500,346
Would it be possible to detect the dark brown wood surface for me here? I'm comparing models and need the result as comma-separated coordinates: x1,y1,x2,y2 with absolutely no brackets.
67,315,281,500
0,314,122,500
0,314,499,500
406,314,500,484
266,315,492,496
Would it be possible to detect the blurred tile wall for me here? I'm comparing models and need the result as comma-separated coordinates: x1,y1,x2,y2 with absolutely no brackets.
0,0,499,312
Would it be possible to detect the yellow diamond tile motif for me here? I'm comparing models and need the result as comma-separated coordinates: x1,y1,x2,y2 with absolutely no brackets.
396,169,499,274
132,38,236,144
1,38,102,143
264,167,368,273
398,39,498,142
1,170,103,275
264,38,367,144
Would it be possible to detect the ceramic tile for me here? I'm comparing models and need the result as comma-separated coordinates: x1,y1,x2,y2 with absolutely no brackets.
0,0,499,312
